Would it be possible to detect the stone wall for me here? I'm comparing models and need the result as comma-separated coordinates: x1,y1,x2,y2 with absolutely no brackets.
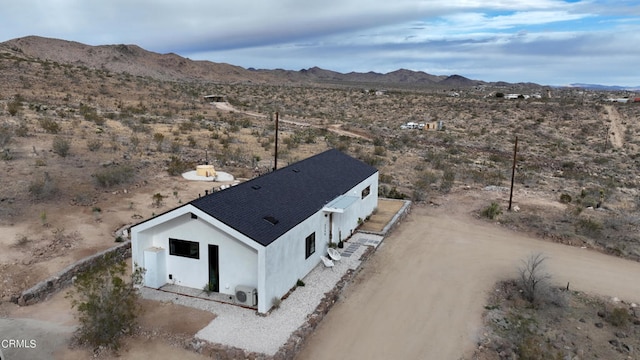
11,240,131,306
360,199,412,237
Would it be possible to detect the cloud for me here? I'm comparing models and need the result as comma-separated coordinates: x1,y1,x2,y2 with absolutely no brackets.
1,0,639,85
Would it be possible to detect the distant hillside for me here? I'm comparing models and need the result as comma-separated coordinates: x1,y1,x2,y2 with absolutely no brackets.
0,35,273,83
569,83,640,91
0,35,510,89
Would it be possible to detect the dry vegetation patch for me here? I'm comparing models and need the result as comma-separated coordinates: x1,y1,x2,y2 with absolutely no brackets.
475,280,640,360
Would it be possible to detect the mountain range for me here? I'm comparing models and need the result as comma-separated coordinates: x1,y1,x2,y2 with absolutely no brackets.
1,36,636,91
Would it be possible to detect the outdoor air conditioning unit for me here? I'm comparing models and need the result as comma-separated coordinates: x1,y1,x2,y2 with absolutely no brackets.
235,285,257,306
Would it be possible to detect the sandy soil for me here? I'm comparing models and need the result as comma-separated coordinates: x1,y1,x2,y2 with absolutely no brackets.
0,281,214,360
3,191,640,359
605,104,625,149
213,102,372,140
296,195,640,360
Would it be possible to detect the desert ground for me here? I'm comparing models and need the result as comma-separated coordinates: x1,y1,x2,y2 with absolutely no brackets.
2,189,640,359
297,191,640,360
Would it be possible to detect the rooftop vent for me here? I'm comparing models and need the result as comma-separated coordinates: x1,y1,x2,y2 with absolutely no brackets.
251,185,262,190
263,215,279,225
292,168,300,173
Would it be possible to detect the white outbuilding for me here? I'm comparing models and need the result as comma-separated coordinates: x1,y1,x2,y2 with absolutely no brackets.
130,149,378,313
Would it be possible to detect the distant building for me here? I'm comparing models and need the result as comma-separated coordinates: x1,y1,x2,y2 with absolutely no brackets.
204,95,225,103
504,94,530,99
423,120,443,131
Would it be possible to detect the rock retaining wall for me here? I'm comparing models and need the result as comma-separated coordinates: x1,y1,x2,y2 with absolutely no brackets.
361,199,412,237
11,240,131,306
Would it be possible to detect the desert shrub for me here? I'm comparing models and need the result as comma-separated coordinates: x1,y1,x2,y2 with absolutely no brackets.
52,136,71,157
178,121,198,133
67,258,144,351
386,187,408,200
559,193,572,204
575,217,602,238
360,153,383,167
86,139,102,151
15,122,29,137
577,187,605,208
7,98,22,116
373,146,386,156
151,193,165,207
169,140,181,154
93,164,135,187
415,170,439,190
167,156,194,176
153,132,165,151
28,172,58,200
38,117,60,134
0,124,13,148
517,253,551,306
440,168,455,193
481,202,502,219
607,306,631,327
79,104,104,125
517,333,563,360
412,189,427,202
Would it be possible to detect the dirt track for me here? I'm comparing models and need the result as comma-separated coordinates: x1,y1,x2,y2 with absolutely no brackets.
296,202,640,359
213,102,372,140
605,104,625,149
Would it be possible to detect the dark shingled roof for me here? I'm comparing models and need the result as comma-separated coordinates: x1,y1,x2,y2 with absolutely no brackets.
190,149,377,246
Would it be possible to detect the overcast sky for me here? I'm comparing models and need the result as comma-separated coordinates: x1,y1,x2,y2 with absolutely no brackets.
2,0,640,86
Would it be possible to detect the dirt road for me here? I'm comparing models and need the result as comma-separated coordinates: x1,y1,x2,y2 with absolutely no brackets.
605,105,625,149
212,102,372,140
296,203,640,360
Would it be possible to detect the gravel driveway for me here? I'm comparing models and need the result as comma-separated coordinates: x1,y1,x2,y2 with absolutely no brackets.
141,233,383,355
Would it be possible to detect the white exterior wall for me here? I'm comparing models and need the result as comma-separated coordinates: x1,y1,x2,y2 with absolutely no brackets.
131,171,378,314
262,211,329,312
131,205,260,298
261,171,379,312
331,172,379,243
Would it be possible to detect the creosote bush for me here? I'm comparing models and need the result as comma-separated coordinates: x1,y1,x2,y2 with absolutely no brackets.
67,258,145,352
607,306,631,327
28,171,58,200
52,136,71,157
93,164,135,187
559,193,572,204
167,156,194,176
481,202,502,219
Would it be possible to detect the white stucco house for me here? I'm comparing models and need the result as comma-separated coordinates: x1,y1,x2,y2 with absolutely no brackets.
131,149,378,313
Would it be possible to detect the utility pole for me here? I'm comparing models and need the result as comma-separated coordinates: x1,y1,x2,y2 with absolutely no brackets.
273,112,279,171
508,136,518,211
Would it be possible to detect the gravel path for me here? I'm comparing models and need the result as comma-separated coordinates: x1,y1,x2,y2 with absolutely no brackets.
141,233,383,355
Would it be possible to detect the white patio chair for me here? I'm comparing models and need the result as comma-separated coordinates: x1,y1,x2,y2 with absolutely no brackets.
327,247,341,261
321,255,334,268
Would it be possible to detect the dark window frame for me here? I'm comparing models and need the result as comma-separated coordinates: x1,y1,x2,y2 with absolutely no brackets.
305,233,316,259
169,238,200,259
361,185,371,199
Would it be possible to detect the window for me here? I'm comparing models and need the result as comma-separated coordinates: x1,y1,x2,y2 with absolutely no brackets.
169,238,199,259
305,233,315,259
361,185,371,199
